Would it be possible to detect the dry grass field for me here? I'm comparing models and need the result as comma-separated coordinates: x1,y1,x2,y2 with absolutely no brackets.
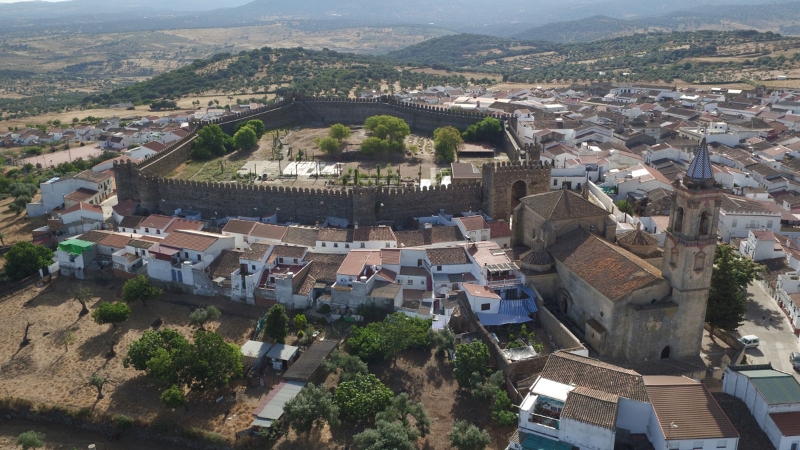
0,276,518,449
0,277,265,444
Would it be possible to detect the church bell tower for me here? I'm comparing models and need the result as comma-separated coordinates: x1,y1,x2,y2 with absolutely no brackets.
660,138,722,359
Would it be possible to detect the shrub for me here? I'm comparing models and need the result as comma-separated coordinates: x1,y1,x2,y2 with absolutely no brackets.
113,414,135,429
317,303,332,314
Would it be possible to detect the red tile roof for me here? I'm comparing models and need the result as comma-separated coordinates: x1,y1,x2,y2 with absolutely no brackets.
353,225,396,242
223,219,258,235
487,220,511,238
549,229,664,302
338,250,382,276
165,218,204,234
61,202,103,215
139,214,175,230
769,411,800,436
64,187,98,202
644,376,739,440
251,223,288,241
113,198,140,216
457,215,487,231
98,233,131,249
161,230,220,252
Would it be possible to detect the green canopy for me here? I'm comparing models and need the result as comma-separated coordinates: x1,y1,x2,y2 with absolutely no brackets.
58,239,94,255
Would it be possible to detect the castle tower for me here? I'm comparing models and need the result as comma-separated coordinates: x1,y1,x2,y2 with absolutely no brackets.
660,138,722,359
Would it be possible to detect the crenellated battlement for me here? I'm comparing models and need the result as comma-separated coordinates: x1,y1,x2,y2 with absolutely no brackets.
116,96,549,226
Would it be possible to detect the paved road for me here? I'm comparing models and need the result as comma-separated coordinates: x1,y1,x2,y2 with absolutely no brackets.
734,282,800,381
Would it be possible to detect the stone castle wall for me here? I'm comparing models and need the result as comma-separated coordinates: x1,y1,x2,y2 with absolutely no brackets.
116,97,552,225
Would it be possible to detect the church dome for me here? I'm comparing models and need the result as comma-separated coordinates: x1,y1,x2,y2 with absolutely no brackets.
520,237,554,272
617,223,659,258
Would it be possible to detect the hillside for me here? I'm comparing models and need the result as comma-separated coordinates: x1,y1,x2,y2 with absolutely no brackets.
513,2,800,43
513,15,662,43
387,30,800,85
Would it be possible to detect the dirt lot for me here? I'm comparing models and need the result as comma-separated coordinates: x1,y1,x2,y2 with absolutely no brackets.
0,195,47,249
170,126,508,190
0,277,270,444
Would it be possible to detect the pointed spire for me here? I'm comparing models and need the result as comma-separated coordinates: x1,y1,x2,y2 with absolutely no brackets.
685,138,714,189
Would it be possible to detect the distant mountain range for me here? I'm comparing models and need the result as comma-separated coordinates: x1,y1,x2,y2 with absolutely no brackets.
513,2,800,42
2,0,800,42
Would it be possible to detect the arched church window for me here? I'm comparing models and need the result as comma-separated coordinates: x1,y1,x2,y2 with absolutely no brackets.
699,211,710,235
673,207,684,233
694,252,706,272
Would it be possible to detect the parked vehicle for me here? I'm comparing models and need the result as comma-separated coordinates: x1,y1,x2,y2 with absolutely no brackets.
790,352,800,371
739,335,760,348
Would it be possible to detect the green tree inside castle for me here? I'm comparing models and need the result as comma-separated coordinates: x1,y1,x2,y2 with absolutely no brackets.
361,115,410,155
706,244,765,332
191,124,235,160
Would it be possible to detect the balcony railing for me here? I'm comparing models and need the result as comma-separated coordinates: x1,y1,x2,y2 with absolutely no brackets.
487,276,522,288
528,412,560,430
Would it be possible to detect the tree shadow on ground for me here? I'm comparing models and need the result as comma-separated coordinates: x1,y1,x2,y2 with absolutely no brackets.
76,328,119,360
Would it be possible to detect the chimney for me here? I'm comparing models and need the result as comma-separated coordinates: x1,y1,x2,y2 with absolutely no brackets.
354,222,358,229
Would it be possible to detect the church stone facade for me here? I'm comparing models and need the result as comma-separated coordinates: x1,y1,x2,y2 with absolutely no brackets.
516,140,720,364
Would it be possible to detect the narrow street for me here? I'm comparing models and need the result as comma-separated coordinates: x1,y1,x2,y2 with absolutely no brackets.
733,282,800,381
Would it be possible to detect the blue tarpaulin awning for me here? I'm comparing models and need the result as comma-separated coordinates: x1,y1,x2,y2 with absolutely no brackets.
476,312,532,326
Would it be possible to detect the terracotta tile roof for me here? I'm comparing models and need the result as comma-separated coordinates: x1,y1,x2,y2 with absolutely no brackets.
769,411,800,436
380,248,401,265
540,352,649,402
161,230,219,252
548,229,664,302
119,215,145,230
375,268,397,282
426,247,469,265
139,214,175,230
317,227,353,242
98,233,131,249
338,250,382,277
561,387,619,430
487,220,511,238
250,223,288,241
282,226,318,247
396,226,465,247
242,242,271,261
456,216,487,231
353,226,396,242
165,218,204,234
223,219,258,235
208,249,243,280
296,253,347,296
721,195,780,215
112,198,140,216
267,245,307,264
74,169,111,183
64,187,98,202
520,190,609,221
128,238,157,249
77,230,112,243
303,252,347,265
644,377,738,440
141,141,167,152
617,228,658,247
61,202,104,215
